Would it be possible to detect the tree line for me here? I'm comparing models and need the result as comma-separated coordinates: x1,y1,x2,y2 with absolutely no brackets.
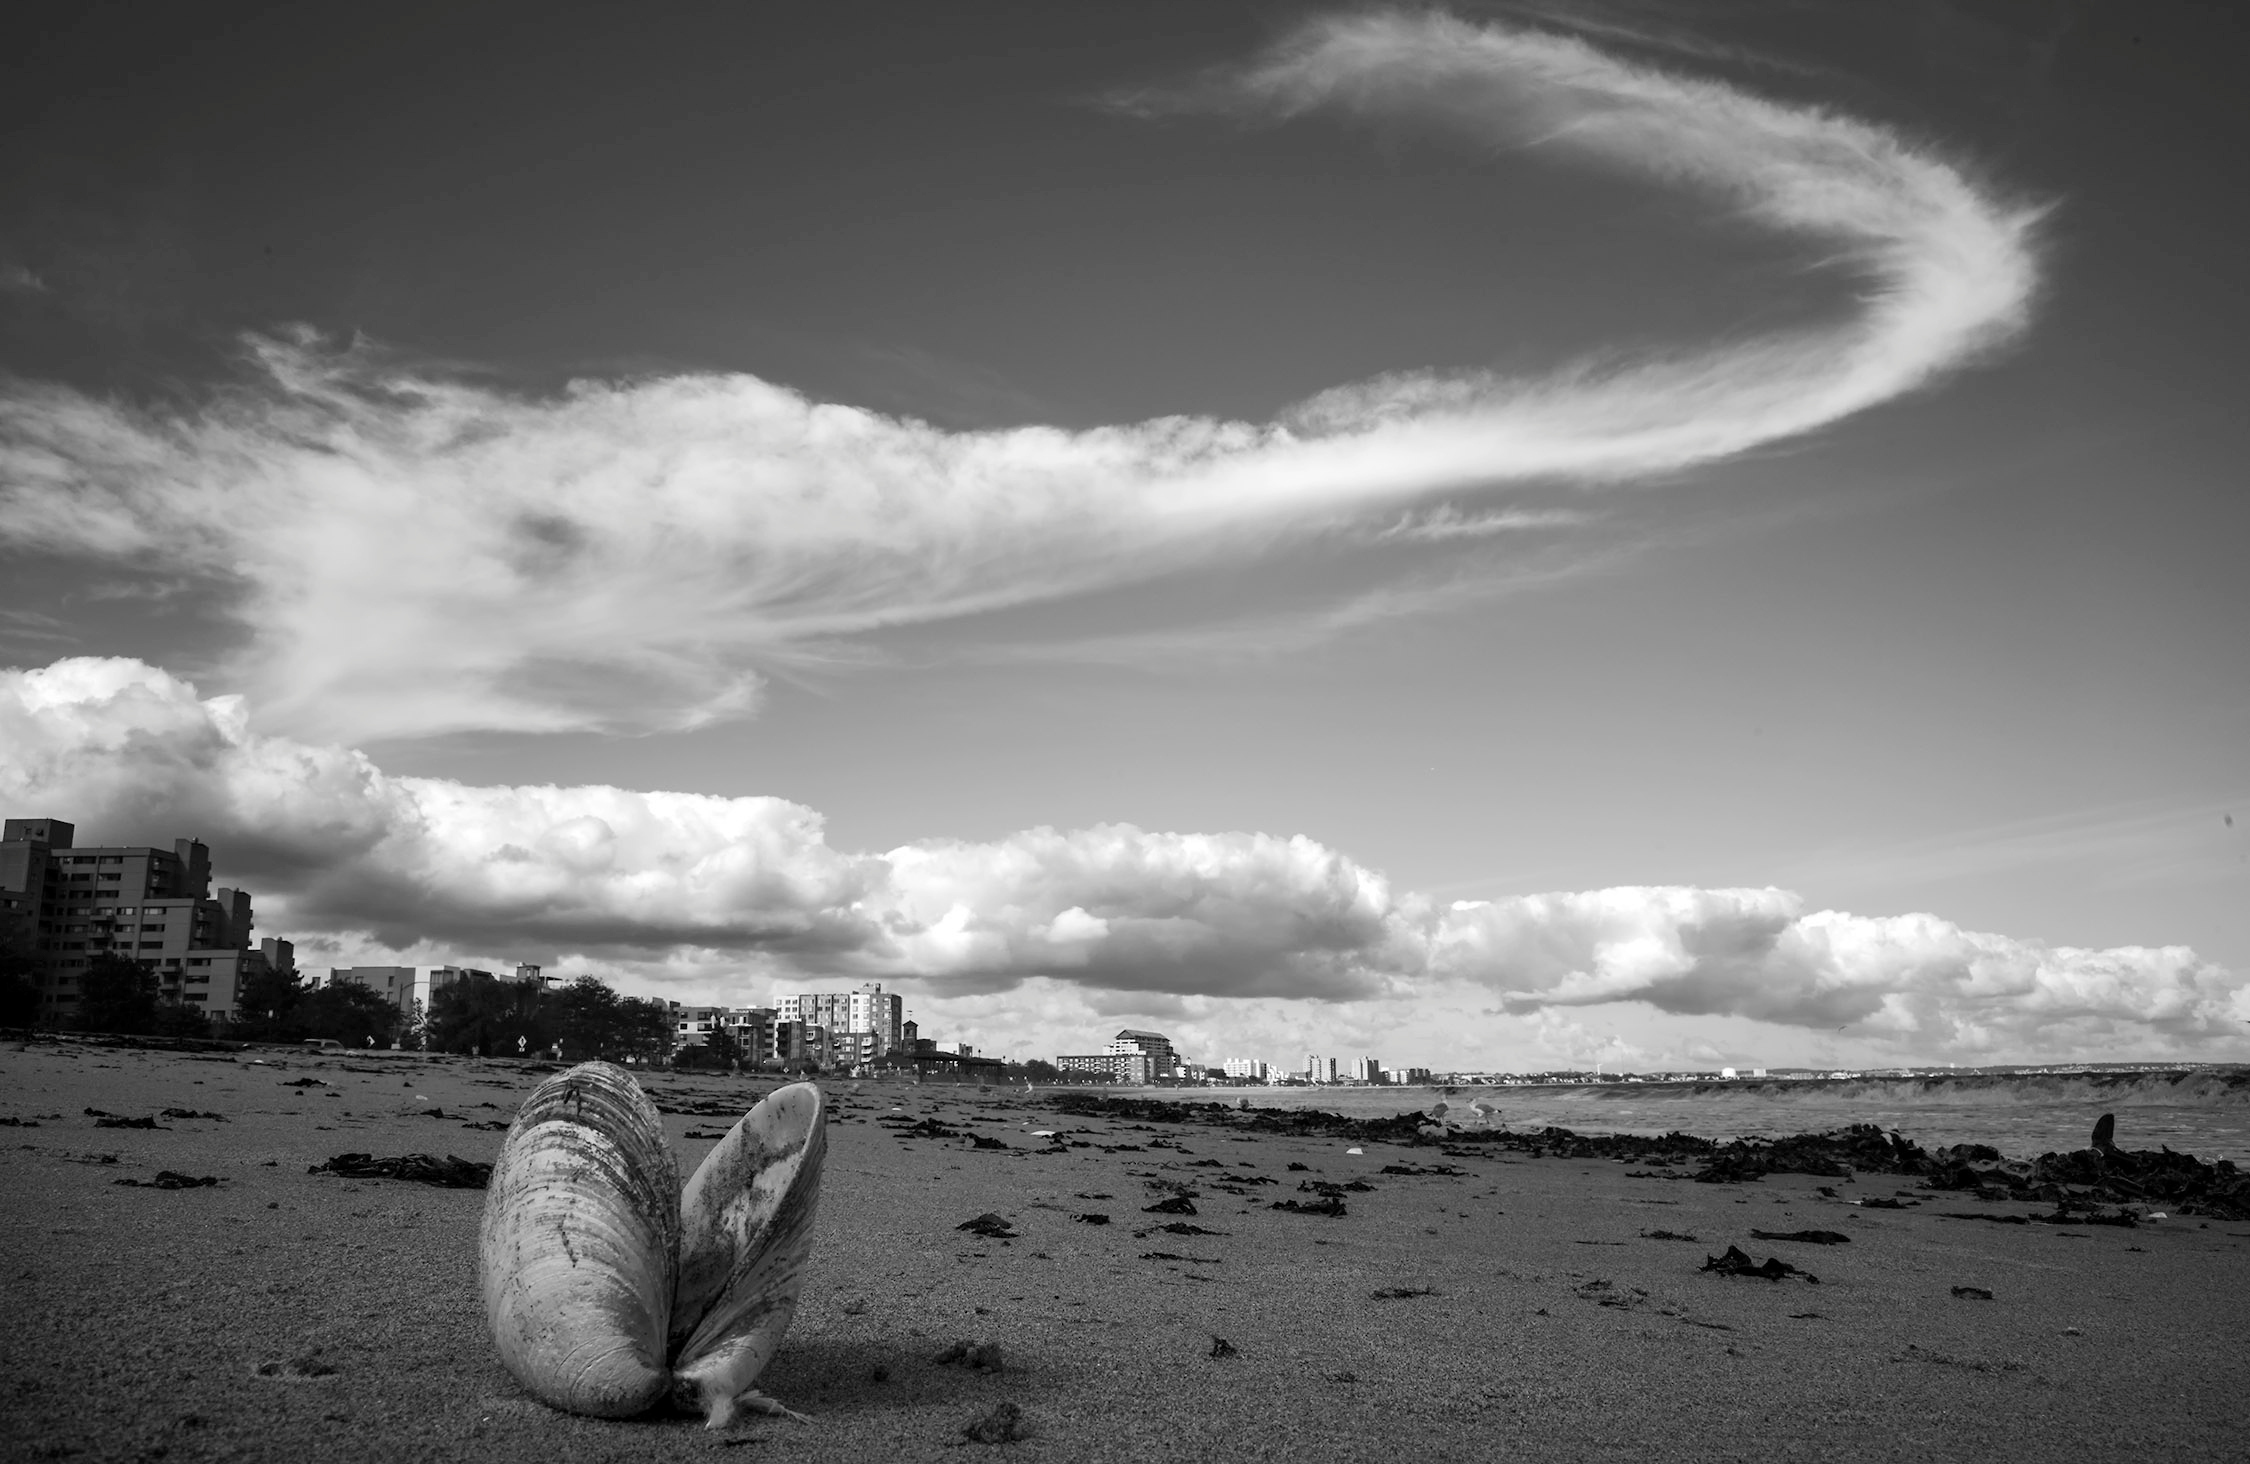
0,954,670,1059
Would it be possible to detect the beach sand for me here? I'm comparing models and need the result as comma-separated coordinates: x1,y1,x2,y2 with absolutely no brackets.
4,1037,2246,1462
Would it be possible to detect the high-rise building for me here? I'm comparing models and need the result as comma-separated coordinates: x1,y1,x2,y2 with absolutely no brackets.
1304,1054,1338,1084
1347,1056,1384,1084
2,818,269,1023
1107,1029,1183,1077
1223,1058,1268,1081
775,982,902,1063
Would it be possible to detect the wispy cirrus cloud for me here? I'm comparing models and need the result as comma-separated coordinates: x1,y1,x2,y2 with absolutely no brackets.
8,657,2239,1065
0,10,2042,742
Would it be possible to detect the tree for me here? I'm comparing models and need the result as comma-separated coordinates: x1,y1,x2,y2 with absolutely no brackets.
233,962,306,1042
1018,1059,1061,1082
552,975,621,1059
428,972,551,1056
151,1001,213,1039
76,953,159,1034
295,980,403,1046
0,951,39,1029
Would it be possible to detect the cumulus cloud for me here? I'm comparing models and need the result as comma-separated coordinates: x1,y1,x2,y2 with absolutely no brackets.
0,11,2041,741
7,657,2240,1065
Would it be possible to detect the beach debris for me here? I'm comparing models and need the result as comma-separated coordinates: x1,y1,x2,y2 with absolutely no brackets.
1271,1196,1347,1217
281,1077,329,1087
113,1171,220,1189
1749,1229,1851,1245
1046,1093,2250,1219
960,1401,1030,1444
1286,1162,1310,1171
1073,1213,1111,1225
253,1353,338,1382
1139,1251,1222,1264
1208,1336,1238,1358
1952,1285,1995,1300
1073,1191,1112,1199
1700,1245,1817,1283
1370,1286,1438,1299
1853,1197,1913,1209
158,1108,228,1121
957,1212,1018,1238
1640,1229,1700,1242
1381,1163,1467,1178
1345,1147,1364,1155
1936,1211,2028,1226
311,1152,491,1188
474,1066,825,1428
93,1114,166,1129
970,1134,1010,1150
0,1116,36,1127
1137,1222,1226,1237
1143,1195,1199,1216
934,1339,1005,1372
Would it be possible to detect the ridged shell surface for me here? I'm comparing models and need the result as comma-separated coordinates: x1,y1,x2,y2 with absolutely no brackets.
669,1082,826,1425
479,1061,682,1418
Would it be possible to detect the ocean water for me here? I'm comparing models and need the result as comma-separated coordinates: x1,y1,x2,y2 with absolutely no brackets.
1071,1070,2250,1165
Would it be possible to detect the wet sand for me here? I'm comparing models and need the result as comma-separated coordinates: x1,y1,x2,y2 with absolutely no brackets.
4,1037,2248,1462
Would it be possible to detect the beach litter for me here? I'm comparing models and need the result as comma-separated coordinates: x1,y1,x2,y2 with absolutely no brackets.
1952,1286,1995,1300
934,1339,1005,1372
1271,1196,1347,1217
113,1171,220,1189
1749,1229,1851,1244
960,1401,1030,1444
1143,1194,1198,1215
308,1152,491,1188
1073,1212,1111,1225
1701,1245,1818,1283
1209,1336,1239,1358
253,1353,338,1382
957,1212,1018,1238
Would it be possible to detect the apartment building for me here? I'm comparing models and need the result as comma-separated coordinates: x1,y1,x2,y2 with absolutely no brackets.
775,983,902,1061
1056,1050,1154,1084
2,818,267,1023
1108,1029,1184,1077
1222,1058,1269,1081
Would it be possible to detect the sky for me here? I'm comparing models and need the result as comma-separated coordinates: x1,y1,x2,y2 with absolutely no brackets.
3,1,2245,1074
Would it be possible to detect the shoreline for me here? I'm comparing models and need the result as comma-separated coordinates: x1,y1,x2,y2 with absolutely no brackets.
7,1041,2249,1460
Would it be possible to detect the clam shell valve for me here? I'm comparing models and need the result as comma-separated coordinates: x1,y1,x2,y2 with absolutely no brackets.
478,1062,826,1426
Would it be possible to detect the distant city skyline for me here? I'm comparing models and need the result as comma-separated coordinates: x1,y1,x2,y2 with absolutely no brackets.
3,6,2244,1072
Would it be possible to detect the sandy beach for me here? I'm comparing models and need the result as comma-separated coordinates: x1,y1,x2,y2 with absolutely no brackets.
5,1036,2247,1463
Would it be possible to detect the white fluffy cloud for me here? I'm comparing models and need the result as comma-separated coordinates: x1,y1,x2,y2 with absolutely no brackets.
0,11,2041,741
6,657,2240,1065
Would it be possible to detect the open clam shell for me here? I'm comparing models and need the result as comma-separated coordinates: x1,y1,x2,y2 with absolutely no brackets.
478,1063,826,1425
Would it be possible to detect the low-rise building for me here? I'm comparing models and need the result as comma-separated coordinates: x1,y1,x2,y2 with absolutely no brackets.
1057,1051,1154,1084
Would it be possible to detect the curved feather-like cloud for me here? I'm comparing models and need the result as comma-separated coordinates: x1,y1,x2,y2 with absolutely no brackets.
8,658,2240,1064
0,11,2041,741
